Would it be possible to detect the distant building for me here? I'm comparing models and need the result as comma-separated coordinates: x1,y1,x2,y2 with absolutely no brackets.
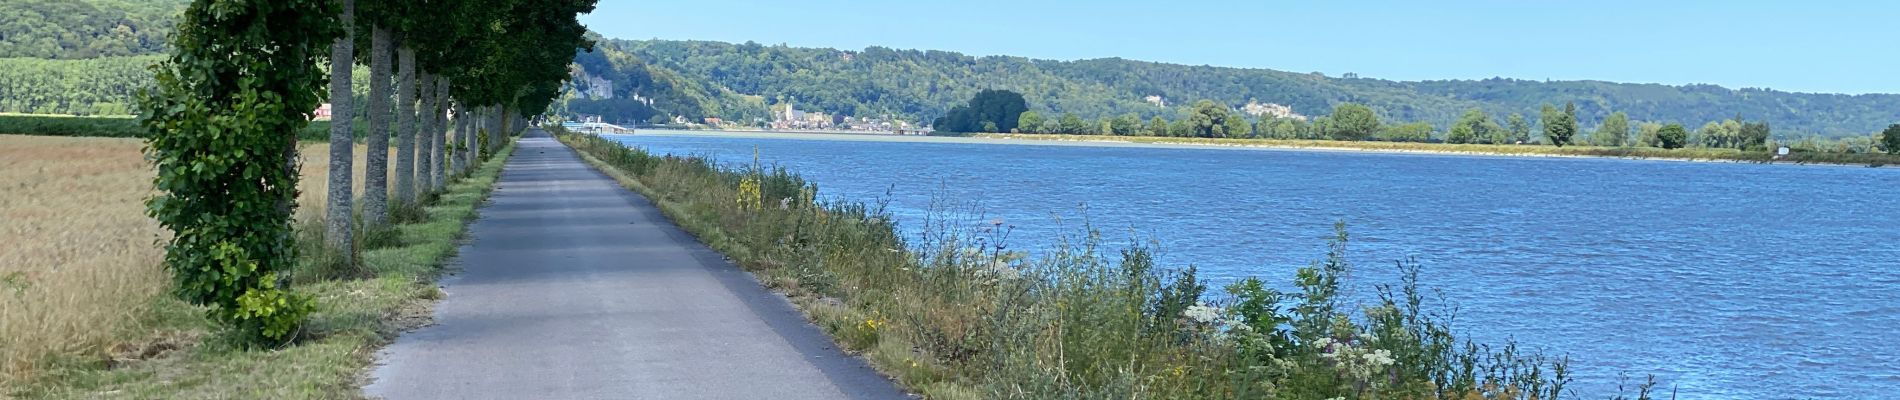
314,103,333,120
1242,101,1306,121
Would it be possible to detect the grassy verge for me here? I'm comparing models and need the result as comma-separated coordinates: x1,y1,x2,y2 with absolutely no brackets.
978,133,1898,166
5,139,515,399
557,128,1631,399
0,113,367,141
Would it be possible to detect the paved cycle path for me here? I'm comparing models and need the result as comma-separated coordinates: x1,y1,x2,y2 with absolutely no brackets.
365,129,903,399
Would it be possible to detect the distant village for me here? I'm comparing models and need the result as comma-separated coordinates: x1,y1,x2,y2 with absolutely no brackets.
756,102,926,134
565,67,928,134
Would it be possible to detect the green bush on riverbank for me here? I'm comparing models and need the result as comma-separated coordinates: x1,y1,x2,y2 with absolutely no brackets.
0,113,365,141
557,128,1620,400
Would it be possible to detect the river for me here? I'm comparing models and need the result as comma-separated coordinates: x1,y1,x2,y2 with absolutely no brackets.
603,130,1900,399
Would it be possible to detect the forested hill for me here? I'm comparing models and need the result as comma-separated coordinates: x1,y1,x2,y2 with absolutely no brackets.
615,38,1900,136
0,0,185,59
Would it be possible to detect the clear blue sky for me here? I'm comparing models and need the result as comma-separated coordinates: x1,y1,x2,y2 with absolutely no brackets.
580,0,1895,94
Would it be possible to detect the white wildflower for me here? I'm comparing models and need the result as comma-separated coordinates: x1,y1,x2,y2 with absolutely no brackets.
1183,303,1222,324
1362,349,1394,368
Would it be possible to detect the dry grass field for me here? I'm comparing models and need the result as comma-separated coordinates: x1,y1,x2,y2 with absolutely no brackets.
0,134,377,383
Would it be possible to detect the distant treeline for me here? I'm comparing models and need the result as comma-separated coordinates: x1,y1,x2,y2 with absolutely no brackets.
0,0,184,59
618,38,1900,138
0,56,160,115
0,56,382,117
938,90,1898,156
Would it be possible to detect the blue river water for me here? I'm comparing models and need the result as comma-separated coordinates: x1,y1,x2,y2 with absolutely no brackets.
602,131,1900,399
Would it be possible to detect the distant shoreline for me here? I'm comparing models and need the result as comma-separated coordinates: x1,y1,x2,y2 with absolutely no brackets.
607,129,1893,168
973,134,1896,168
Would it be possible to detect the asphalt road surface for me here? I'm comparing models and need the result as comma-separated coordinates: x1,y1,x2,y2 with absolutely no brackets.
365,129,904,399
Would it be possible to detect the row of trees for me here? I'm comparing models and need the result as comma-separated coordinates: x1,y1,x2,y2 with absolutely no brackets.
951,90,1835,153
140,0,595,344
0,56,159,115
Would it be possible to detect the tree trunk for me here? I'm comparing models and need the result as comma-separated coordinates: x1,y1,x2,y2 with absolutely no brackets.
450,100,463,174
417,72,436,195
363,25,392,227
465,103,479,167
432,76,449,190
490,105,505,154
324,0,355,255
395,45,417,205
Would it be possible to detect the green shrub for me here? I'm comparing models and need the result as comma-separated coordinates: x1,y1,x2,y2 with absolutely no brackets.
0,114,144,137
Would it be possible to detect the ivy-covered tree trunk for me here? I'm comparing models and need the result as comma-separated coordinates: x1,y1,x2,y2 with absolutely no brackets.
139,0,332,344
416,71,435,195
363,26,392,227
324,0,355,255
395,45,417,205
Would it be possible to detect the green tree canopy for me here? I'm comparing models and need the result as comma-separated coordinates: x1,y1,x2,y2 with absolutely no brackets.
1378,121,1434,143
1446,108,1500,144
1593,111,1630,147
1326,102,1381,141
1057,112,1088,134
931,89,1026,133
1111,112,1142,135
1658,123,1690,149
1884,124,1900,155
1147,115,1167,136
1016,110,1043,133
1541,102,1578,147
1505,112,1530,144
1184,100,1246,138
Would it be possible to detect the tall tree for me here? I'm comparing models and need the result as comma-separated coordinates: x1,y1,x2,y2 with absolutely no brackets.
453,102,471,174
417,72,436,193
1112,112,1142,136
1057,113,1087,135
362,25,393,227
1884,124,1900,155
1147,116,1168,136
1327,103,1381,141
1506,112,1530,144
1636,121,1664,147
1017,110,1043,133
1446,108,1498,144
139,0,336,343
1541,103,1578,147
1738,119,1772,151
395,45,417,204
1184,100,1245,138
324,0,356,256
1594,111,1630,147
432,76,450,189
1658,123,1689,149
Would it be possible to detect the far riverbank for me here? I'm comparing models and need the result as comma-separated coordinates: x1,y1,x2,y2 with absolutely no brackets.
620,129,1894,167
975,133,1897,167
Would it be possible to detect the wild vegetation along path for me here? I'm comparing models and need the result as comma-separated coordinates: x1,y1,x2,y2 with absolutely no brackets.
365,129,903,399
